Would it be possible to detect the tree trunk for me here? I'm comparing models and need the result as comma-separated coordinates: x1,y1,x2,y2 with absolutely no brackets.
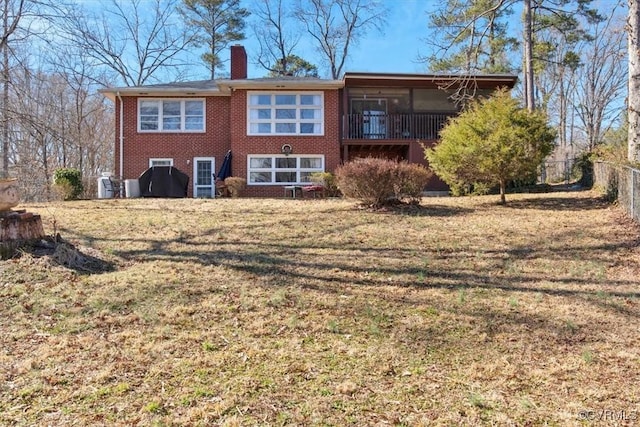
1,0,9,178
523,0,535,112
499,179,506,205
629,0,640,162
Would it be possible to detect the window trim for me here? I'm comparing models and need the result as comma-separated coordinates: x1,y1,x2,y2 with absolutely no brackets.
138,98,206,133
247,154,325,185
247,92,324,136
149,158,174,168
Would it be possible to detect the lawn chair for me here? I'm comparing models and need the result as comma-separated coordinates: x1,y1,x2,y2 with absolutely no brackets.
109,177,122,198
301,175,325,198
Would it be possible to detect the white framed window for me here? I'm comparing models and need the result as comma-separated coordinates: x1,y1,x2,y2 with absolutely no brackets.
149,158,174,167
193,157,215,198
247,92,323,135
247,155,324,184
138,99,205,132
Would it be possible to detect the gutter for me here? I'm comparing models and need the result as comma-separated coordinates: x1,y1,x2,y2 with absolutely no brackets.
116,91,124,189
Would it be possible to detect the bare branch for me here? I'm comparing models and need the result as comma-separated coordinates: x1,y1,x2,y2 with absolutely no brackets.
295,0,387,79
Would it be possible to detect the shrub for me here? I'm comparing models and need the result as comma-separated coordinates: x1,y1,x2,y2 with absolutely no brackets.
393,162,433,204
335,158,431,208
224,177,246,198
572,152,594,188
53,168,84,200
426,89,556,204
308,172,340,197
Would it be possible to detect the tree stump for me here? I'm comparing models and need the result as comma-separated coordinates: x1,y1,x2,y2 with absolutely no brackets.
1,211,45,259
1,179,45,259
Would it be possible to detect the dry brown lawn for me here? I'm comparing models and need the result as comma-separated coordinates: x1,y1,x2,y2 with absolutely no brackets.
1,190,639,426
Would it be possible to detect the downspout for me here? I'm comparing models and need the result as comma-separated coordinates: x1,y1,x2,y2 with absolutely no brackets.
116,91,124,194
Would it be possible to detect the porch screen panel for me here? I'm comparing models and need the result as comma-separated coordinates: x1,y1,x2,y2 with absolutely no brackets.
413,89,458,112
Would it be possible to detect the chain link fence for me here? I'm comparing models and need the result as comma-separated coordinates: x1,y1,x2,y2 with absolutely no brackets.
593,161,640,223
543,158,577,184
14,175,100,203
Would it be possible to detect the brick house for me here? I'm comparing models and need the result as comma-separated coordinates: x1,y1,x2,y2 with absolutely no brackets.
100,45,517,197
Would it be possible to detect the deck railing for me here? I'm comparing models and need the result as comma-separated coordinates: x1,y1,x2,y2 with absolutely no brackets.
342,113,454,140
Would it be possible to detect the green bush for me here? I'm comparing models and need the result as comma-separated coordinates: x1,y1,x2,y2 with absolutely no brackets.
335,158,432,208
308,172,340,197
53,168,84,200
425,89,556,204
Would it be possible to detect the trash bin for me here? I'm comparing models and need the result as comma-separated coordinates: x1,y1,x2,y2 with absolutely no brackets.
125,179,140,198
97,176,114,198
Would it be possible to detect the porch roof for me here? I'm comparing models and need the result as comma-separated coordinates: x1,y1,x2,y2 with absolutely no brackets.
343,72,518,89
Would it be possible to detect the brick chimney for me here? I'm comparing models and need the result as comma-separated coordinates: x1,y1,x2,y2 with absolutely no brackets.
230,45,247,80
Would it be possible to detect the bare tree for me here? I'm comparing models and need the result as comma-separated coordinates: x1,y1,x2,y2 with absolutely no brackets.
62,0,195,87
0,0,114,197
575,6,626,152
295,0,386,79
629,0,640,162
253,0,318,77
49,47,115,181
1,0,70,178
1,0,27,178
8,59,114,201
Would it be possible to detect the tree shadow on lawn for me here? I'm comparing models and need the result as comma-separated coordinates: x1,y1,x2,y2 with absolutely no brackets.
494,194,611,211
368,203,474,217
107,236,640,299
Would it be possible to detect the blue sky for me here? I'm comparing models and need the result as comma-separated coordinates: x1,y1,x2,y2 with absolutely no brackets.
76,0,434,81
242,0,433,78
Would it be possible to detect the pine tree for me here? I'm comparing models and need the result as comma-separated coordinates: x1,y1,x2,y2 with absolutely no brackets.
179,0,250,79
425,89,556,204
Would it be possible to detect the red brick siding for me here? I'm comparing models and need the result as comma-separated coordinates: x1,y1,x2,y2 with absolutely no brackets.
115,89,341,198
229,89,342,198
115,96,231,197
230,45,248,80
411,139,449,192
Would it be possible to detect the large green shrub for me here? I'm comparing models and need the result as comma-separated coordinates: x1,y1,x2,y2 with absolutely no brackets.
53,168,84,200
335,158,432,208
426,89,556,204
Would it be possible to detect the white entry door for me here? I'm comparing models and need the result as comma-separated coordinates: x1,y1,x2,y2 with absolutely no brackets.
193,157,215,198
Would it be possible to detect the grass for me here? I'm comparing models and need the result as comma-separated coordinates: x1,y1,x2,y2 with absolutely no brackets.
1,190,640,425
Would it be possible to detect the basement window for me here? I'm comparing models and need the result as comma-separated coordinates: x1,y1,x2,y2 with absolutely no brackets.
247,155,324,184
